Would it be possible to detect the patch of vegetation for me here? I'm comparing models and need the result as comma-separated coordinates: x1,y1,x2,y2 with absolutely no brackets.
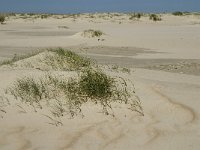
110,65,130,74
44,48,93,71
121,67,131,73
7,68,144,117
149,14,162,21
172,11,184,16
0,48,92,71
0,15,5,24
41,14,49,19
3,49,143,118
111,65,119,70
27,13,36,16
8,77,45,105
79,69,114,100
129,13,142,20
82,29,104,38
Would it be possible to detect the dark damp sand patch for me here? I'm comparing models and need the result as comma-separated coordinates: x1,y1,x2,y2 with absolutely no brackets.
5,31,76,37
1,45,200,76
0,46,41,60
65,46,200,76
91,56,200,76
143,60,200,76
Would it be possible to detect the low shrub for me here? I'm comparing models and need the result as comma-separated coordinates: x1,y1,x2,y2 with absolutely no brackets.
0,15,5,24
149,14,162,21
129,13,142,20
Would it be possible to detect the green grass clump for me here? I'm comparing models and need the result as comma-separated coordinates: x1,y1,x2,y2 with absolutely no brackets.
79,69,114,99
82,29,104,38
45,48,92,71
8,77,45,105
149,14,162,21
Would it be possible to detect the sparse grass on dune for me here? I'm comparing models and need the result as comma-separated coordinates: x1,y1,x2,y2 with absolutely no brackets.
7,68,143,117
149,14,162,21
0,48,93,71
129,13,143,20
43,48,93,71
82,29,104,38
3,48,143,118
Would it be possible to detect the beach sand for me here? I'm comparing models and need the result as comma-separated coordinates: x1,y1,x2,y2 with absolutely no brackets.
0,13,200,150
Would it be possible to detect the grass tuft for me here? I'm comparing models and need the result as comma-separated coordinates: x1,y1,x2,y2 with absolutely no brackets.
129,13,142,20
45,48,92,70
79,69,114,99
82,29,104,38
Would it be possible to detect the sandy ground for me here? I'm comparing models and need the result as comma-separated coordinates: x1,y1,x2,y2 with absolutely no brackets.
0,13,200,150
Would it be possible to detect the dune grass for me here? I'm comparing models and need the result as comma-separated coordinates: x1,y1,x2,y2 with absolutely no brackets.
82,29,104,38
8,68,143,117
172,11,184,16
0,15,5,24
129,13,142,20
149,14,162,21
44,48,93,71
0,48,93,71
4,48,143,117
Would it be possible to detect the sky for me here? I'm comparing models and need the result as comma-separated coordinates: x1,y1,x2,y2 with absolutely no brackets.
0,0,200,14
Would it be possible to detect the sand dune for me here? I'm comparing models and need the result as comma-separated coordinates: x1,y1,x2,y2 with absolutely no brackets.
0,13,200,150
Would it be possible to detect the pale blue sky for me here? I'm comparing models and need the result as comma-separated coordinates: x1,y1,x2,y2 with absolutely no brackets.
0,0,200,13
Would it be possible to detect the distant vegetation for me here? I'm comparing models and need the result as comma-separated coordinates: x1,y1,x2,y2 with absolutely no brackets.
129,13,143,20
0,15,5,24
172,11,184,16
149,14,162,21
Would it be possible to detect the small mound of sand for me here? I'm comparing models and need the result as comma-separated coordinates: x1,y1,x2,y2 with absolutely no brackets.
81,29,104,38
4,49,92,71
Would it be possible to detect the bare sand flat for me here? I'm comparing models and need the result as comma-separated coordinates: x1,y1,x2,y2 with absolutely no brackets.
0,13,200,150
